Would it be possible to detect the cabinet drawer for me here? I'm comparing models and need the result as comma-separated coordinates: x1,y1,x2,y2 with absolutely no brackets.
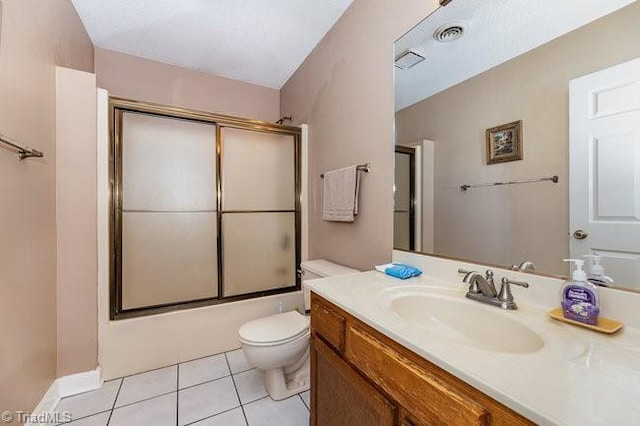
345,323,490,426
311,292,346,353
312,336,395,426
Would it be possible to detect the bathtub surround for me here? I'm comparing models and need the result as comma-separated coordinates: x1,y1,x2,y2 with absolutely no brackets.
95,94,306,379
280,0,440,271
0,0,93,414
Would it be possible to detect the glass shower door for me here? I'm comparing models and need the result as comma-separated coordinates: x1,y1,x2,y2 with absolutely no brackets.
220,127,298,297
111,97,301,319
120,112,218,310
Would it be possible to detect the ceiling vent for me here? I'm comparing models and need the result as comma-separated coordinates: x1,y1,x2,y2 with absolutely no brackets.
394,49,425,70
433,22,467,43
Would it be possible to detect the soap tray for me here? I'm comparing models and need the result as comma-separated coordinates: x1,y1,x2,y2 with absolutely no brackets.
547,307,623,334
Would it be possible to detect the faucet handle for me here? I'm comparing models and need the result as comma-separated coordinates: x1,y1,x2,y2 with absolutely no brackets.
502,277,529,288
498,277,529,310
485,269,494,286
457,268,472,275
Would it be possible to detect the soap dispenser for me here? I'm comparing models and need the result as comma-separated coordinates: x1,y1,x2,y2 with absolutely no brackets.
561,259,600,325
583,255,614,287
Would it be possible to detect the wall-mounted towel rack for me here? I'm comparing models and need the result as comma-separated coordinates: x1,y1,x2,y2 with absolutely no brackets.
460,175,558,191
0,132,44,160
321,163,370,178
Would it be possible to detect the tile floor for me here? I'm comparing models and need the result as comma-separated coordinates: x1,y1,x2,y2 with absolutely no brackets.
53,349,310,426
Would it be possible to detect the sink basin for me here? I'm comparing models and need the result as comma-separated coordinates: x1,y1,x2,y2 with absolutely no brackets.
390,294,544,354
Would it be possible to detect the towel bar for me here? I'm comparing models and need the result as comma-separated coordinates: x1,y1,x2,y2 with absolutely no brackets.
0,132,44,160
321,163,369,178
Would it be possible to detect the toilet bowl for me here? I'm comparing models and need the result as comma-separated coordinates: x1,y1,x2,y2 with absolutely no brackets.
238,260,358,400
239,311,310,400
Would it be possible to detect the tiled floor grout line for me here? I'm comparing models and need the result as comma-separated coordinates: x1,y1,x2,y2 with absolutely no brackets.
230,365,253,375
56,380,124,425
225,352,250,426
176,364,180,426
112,390,177,411
240,395,267,406
298,393,309,411
105,378,124,425
57,349,310,426
116,362,179,380
182,404,242,426
106,372,235,413
179,350,231,367
178,372,232,392
75,371,237,421
56,408,112,425
112,349,231,382
244,395,270,406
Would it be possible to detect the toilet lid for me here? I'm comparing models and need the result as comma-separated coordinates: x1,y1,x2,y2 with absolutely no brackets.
238,311,309,344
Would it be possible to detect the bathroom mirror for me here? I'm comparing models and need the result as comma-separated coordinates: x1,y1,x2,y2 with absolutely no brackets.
394,0,640,291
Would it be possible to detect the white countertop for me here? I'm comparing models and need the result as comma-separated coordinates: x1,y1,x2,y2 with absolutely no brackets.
306,270,640,426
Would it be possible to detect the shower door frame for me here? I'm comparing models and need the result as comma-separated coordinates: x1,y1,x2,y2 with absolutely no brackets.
109,97,302,320
394,146,416,250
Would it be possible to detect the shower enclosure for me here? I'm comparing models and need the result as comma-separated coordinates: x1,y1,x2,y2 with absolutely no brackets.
109,98,301,319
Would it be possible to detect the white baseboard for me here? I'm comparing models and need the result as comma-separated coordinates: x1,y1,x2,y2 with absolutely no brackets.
27,368,102,426
56,367,103,397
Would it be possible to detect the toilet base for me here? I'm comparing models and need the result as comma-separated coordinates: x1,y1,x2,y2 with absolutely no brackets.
263,354,310,400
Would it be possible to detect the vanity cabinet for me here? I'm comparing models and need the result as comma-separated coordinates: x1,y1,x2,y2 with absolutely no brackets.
310,292,534,426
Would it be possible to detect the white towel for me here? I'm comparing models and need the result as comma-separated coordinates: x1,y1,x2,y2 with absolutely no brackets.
323,165,361,222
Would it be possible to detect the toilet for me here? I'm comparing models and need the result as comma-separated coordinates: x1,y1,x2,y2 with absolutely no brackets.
238,260,358,400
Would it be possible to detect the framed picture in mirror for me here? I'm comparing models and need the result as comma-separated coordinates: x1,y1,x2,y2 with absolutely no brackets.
486,120,522,164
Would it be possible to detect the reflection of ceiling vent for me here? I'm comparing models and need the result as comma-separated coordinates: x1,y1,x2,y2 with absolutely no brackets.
433,22,466,42
394,49,425,69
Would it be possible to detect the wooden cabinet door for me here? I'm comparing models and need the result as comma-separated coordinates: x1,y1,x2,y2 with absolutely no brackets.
311,335,395,426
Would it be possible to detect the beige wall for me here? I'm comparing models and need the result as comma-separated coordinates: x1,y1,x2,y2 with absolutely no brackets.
396,3,640,274
0,0,93,414
56,67,98,377
95,48,280,122
280,0,439,271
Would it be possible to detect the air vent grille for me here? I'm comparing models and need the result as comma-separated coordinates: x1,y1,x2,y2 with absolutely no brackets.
394,49,425,70
434,23,466,43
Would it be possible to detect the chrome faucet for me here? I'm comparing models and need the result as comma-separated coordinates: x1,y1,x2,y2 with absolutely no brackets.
458,269,529,310
510,261,536,272
459,269,497,298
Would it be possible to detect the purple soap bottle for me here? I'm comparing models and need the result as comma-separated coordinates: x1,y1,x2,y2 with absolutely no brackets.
561,259,600,326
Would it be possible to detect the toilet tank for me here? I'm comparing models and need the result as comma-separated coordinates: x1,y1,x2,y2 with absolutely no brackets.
301,260,359,311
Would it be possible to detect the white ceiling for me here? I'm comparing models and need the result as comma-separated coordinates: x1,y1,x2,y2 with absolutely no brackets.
72,0,353,89
395,0,637,111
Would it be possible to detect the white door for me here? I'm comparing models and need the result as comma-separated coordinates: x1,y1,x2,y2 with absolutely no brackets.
569,57,640,289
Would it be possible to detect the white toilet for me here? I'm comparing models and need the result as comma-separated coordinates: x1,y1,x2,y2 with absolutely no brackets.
238,260,358,400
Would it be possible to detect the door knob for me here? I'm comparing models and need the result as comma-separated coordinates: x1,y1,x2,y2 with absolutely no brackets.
573,229,588,240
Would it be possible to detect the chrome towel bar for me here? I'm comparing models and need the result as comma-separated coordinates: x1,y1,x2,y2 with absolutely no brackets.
0,132,44,160
460,175,558,191
321,163,369,178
